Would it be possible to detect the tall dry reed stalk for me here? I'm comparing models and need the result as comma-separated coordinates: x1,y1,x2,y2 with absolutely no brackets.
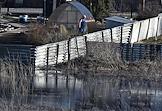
0,59,33,96
0,59,65,111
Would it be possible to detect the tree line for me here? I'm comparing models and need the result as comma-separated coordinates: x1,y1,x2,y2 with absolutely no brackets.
0,0,161,20
79,0,162,20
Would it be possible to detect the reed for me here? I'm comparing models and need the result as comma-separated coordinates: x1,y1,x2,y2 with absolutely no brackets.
0,59,64,111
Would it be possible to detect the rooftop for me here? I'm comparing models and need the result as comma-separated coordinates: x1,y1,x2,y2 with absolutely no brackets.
104,16,134,24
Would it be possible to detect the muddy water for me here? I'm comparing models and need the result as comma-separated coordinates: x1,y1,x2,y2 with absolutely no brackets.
30,70,162,111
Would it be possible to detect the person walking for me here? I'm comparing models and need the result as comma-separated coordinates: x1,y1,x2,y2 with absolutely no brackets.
78,15,88,34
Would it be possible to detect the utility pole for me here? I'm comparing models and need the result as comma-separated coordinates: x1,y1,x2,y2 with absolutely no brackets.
43,0,46,18
53,0,57,11
56,0,60,8
7,0,9,14
142,0,146,11
130,0,133,18
120,0,123,12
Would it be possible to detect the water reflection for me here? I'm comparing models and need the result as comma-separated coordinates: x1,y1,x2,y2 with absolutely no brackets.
33,69,82,110
34,69,82,90
33,70,162,111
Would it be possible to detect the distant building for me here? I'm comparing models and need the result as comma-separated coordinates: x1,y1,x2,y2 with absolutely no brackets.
3,0,69,8
3,0,68,17
3,0,43,8
104,16,134,29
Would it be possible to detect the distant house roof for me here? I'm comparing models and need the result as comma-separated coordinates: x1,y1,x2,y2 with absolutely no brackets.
104,16,134,24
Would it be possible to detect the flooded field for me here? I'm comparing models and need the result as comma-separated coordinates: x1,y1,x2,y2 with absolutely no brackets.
22,70,162,110
0,68,162,111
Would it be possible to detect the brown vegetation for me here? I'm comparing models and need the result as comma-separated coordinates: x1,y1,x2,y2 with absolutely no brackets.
26,23,78,45
141,36,162,44
0,59,66,111
137,0,162,20
0,59,33,96
60,42,162,81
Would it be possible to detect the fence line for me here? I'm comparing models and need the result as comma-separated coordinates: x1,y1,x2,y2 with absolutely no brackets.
121,43,162,61
35,15,162,68
0,44,35,64
131,16,162,43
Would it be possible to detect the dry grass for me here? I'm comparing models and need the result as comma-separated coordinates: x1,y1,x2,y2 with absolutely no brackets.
61,41,162,81
0,98,61,111
141,35,162,44
63,42,125,74
0,59,68,111
0,59,33,96
26,23,79,45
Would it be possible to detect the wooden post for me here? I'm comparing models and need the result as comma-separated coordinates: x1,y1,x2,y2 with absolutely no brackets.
31,47,36,75
120,27,123,44
67,38,71,71
101,31,104,42
55,44,59,89
120,27,123,61
146,80,148,96
31,46,36,94
131,44,134,61
137,22,142,42
46,47,49,73
85,36,88,56
127,43,131,61
160,45,162,60
68,38,71,61
156,17,160,40
110,28,113,42
66,75,69,90
56,44,59,65
146,19,151,39
73,77,76,94
46,47,49,88
75,37,79,57
139,44,142,60
66,40,70,110
156,45,161,60
144,44,148,60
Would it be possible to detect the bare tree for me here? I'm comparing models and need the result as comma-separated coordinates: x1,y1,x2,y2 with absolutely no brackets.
138,0,162,19
80,0,116,20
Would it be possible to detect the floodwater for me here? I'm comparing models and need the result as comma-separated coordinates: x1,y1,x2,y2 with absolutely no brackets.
31,70,162,111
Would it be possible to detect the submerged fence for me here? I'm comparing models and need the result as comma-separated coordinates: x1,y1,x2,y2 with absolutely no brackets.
0,44,35,64
35,36,87,68
121,43,162,61
35,15,162,68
